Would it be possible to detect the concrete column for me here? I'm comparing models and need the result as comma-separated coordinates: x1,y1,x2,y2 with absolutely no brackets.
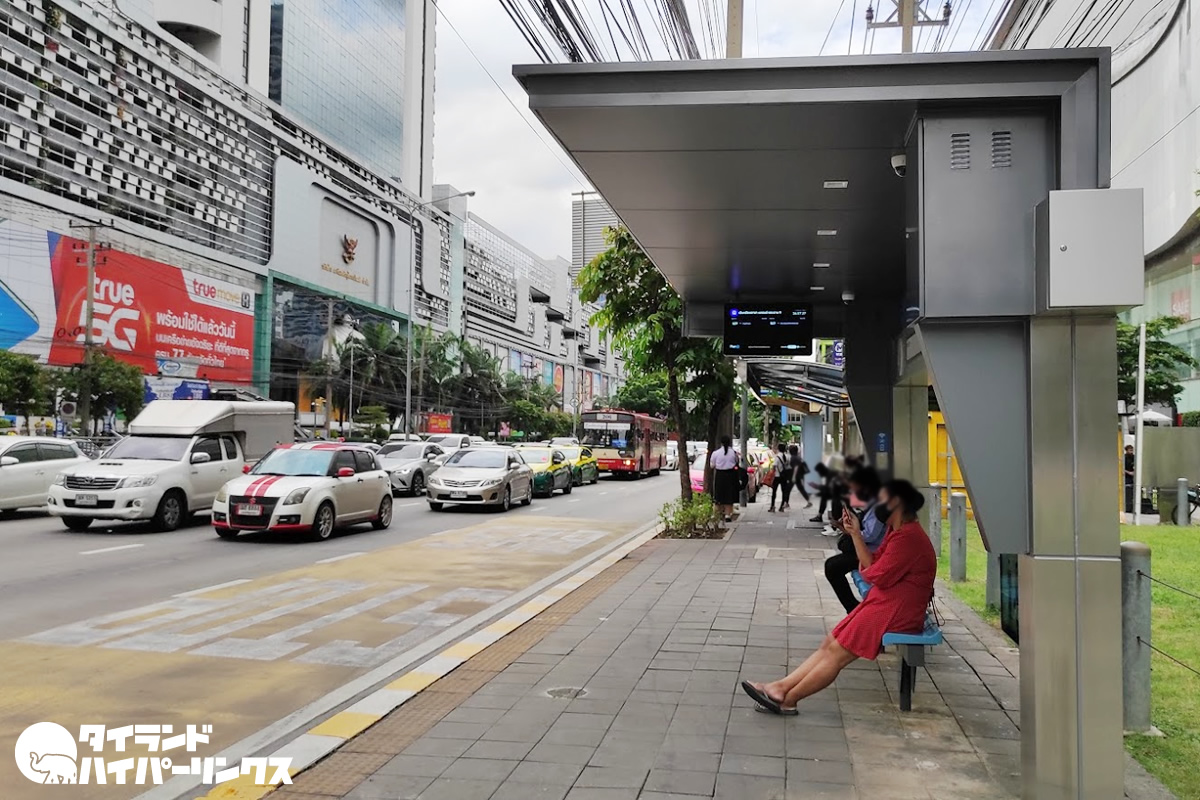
1176,478,1188,526
949,492,967,582
892,383,929,487
986,551,1000,609
1120,541,1152,733
927,483,943,557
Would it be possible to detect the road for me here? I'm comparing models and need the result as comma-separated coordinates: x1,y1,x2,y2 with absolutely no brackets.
0,471,680,798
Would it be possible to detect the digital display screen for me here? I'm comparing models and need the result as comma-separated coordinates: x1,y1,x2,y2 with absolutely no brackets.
723,304,814,356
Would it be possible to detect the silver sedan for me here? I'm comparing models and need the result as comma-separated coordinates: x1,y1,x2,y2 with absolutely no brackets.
378,442,445,497
426,448,534,512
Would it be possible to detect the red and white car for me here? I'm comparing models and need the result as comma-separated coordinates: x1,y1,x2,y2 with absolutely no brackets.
212,443,392,541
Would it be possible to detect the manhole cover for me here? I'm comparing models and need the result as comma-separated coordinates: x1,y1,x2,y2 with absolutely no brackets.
546,687,587,699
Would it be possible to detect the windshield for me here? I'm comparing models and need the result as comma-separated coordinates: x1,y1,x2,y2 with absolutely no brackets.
252,448,334,476
103,436,191,461
558,447,581,460
425,435,460,446
445,449,507,468
380,444,424,459
581,415,636,448
520,450,552,464
690,453,710,471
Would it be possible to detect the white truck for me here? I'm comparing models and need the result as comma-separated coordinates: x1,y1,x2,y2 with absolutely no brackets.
48,400,295,532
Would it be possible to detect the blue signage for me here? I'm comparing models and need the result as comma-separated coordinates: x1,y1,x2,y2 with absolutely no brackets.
832,340,845,368
144,377,210,403
876,432,889,453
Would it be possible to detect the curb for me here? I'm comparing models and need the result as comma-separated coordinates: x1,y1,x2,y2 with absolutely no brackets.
188,518,664,800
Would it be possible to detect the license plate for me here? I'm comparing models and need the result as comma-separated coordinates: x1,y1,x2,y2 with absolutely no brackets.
450,491,468,499
237,504,263,516
75,494,98,507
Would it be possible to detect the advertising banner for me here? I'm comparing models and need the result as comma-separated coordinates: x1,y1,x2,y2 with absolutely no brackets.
508,349,522,375
144,377,211,403
553,365,564,393
542,360,554,387
0,220,255,384
832,339,845,368
425,412,453,434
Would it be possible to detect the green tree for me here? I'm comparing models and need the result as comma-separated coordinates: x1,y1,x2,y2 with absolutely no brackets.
356,404,390,440
613,371,670,417
0,352,49,434
578,226,701,501
1117,317,1198,408
57,353,144,432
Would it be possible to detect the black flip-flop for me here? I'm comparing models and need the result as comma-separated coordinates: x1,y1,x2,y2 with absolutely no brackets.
753,702,798,716
741,681,785,714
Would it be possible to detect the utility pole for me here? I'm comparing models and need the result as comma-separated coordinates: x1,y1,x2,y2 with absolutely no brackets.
866,0,950,53
69,220,110,437
726,0,743,57
325,297,335,440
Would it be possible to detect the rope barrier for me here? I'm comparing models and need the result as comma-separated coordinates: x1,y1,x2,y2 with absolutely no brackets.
1139,637,1200,679
1137,570,1200,603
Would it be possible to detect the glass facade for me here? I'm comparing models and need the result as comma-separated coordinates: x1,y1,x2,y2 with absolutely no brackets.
1127,232,1200,411
269,0,407,178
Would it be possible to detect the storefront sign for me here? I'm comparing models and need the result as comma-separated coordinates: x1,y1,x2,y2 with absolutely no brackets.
425,412,453,434
553,365,564,393
145,377,211,402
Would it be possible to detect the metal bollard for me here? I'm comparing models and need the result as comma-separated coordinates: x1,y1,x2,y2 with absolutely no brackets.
950,492,967,582
986,551,1000,609
927,484,943,557
1177,478,1189,526
1121,541,1152,733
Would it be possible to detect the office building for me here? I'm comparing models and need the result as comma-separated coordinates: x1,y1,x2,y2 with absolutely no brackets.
571,191,620,278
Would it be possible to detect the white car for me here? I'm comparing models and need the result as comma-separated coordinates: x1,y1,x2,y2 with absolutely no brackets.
212,443,392,541
424,433,473,450
665,442,679,471
0,437,91,517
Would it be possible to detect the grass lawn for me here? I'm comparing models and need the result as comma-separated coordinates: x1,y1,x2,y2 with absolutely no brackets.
935,520,1200,800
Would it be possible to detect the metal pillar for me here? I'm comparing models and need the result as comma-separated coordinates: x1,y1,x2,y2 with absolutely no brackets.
801,413,823,477
949,492,967,582
1176,477,1189,526
927,484,943,557
739,381,748,507
986,551,1000,609
1120,541,1152,734
1019,316,1124,800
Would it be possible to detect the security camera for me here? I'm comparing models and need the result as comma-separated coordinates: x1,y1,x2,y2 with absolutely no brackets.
890,154,907,178
841,290,855,305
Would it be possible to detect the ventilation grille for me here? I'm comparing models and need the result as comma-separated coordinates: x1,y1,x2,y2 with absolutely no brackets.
991,130,1013,168
950,132,971,169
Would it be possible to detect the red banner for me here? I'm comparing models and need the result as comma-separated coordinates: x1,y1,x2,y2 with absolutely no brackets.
425,412,453,434
47,237,255,382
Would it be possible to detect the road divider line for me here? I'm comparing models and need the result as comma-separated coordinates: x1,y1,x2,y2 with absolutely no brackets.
530,507,549,512
169,516,664,800
174,579,251,598
79,543,144,556
568,499,581,503
395,502,422,508
314,552,366,565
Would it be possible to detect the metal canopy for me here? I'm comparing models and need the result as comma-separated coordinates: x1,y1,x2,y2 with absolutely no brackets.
748,359,849,409
514,50,1108,338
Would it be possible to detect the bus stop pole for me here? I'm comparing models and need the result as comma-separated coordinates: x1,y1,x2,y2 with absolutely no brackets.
739,381,749,508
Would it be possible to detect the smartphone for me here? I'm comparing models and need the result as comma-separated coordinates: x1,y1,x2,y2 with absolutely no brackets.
0,279,39,350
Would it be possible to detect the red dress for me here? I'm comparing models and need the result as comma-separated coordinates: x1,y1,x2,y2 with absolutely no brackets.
831,520,937,660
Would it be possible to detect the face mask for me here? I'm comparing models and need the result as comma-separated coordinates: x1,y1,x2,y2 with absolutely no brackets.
874,503,893,524
855,490,872,503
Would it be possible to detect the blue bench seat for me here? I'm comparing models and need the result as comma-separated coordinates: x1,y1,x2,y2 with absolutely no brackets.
848,570,943,712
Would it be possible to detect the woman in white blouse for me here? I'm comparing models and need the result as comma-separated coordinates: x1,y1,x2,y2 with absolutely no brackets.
709,435,740,522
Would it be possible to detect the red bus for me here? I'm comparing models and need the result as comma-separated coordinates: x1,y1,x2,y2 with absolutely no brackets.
580,410,668,477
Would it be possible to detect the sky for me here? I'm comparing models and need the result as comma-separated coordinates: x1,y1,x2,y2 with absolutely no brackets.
431,0,1002,259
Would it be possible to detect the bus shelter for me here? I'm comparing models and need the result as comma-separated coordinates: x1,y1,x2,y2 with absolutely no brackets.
517,50,1142,799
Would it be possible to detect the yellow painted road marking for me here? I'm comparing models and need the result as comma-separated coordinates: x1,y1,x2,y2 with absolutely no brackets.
307,711,380,739
387,671,441,692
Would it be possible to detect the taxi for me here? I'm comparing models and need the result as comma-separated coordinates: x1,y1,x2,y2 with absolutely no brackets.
517,447,574,497
554,445,599,486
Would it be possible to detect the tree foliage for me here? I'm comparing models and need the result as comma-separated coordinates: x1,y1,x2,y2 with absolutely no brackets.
613,371,670,417
0,351,49,433
1117,317,1197,408
56,352,145,430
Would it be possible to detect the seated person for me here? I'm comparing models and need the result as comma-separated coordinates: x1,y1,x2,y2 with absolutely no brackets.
741,480,936,715
824,466,885,614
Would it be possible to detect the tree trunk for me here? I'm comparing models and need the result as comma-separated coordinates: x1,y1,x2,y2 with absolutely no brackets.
666,361,691,503
703,397,727,494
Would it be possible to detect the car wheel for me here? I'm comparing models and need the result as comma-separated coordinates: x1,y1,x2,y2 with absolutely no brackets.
215,528,238,540
310,502,336,540
63,516,93,532
428,501,444,512
590,469,598,485
520,487,532,506
151,490,185,532
0,508,15,520
572,468,582,487
410,472,425,497
372,495,393,530
563,478,572,495
500,486,512,512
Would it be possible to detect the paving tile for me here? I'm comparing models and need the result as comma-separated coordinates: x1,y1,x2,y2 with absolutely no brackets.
344,774,433,800
402,737,474,758
376,754,454,778
414,777,502,800
425,720,490,740
713,773,786,800
783,780,859,799
565,790,642,800
653,749,722,773
490,781,571,800
507,760,586,786
439,758,519,781
575,765,652,789
461,740,536,760
644,768,718,795
786,757,854,784
526,742,598,765
719,753,786,778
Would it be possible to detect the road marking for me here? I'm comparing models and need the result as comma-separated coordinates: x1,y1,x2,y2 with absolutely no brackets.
599,491,609,496
79,543,144,556
314,551,366,565
755,547,770,559
568,499,581,503
174,579,251,598
531,507,549,512
395,502,422,508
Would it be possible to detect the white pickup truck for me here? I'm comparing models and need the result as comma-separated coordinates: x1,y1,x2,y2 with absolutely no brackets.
48,400,295,532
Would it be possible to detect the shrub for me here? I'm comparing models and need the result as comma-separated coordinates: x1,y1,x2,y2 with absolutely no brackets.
658,493,724,539
1181,411,1200,428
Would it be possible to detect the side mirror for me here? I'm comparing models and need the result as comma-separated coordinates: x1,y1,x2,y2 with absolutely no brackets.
426,453,437,462
0,456,17,467
337,467,355,478
242,464,252,474
190,452,211,464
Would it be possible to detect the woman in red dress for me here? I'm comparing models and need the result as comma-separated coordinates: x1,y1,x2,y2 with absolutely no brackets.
742,479,937,714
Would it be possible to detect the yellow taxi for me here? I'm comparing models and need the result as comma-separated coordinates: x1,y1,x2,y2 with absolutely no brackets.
555,445,600,486
517,447,574,497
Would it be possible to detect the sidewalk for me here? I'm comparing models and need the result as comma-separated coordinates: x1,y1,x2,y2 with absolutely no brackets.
269,499,1166,800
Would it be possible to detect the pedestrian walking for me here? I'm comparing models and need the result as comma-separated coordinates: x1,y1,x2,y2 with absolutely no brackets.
789,444,812,508
768,443,792,512
710,435,740,522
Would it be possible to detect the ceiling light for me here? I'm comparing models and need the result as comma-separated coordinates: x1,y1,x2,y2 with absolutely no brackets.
813,262,831,269
817,229,838,236
809,285,825,291
823,180,849,189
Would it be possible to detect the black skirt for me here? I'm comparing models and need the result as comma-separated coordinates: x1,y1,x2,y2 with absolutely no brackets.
713,468,738,505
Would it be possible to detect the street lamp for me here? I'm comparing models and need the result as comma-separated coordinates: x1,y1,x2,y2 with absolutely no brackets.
391,182,475,436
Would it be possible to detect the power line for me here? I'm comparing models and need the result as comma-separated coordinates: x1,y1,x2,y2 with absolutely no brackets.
820,0,850,54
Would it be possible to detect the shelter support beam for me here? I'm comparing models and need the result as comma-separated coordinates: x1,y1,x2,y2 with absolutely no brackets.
891,385,928,488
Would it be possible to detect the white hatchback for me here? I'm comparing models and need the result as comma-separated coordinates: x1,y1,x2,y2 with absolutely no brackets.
212,443,392,541
0,437,91,517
